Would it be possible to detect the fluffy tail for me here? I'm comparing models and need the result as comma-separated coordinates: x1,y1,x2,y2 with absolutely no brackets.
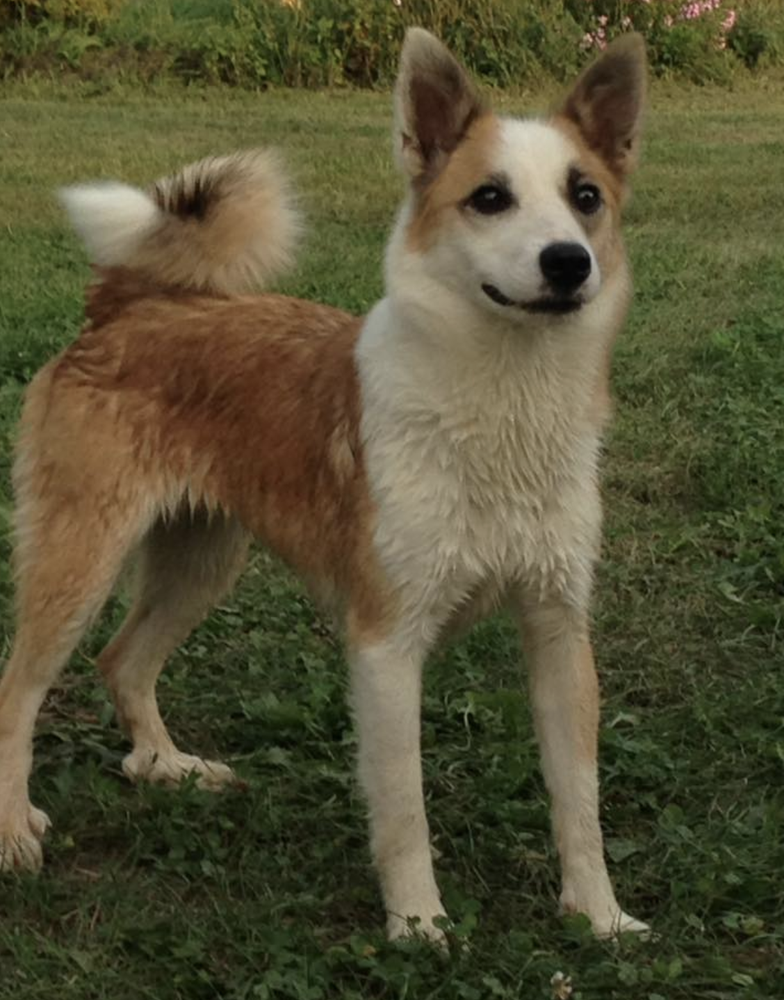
59,150,301,295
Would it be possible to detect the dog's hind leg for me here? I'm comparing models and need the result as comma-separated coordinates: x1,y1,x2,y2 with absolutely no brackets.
97,509,250,791
0,474,153,871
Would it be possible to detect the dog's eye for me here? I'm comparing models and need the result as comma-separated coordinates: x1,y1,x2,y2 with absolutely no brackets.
573,182,602,215
466,184,513,215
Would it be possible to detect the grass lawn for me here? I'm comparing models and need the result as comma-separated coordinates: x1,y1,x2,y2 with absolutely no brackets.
1,77,783,999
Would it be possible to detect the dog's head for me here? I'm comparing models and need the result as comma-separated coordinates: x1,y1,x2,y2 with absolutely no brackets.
388,28,646,329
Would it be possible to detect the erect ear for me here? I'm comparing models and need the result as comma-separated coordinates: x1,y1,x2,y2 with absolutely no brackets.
558,33,647,178
394,27,485,182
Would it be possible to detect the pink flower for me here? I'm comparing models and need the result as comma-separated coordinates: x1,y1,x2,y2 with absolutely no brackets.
580,26,607,52
722,9,737,32
680,0,724,19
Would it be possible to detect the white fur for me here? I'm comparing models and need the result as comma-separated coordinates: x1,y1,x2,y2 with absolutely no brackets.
476,121,603,309
349,636,446,941
390,121,603,322
358,123,626,646
353,115,644,939
58,182,161,267
59,152,302,295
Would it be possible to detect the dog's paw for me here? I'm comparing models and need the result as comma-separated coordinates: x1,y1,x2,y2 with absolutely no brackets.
577,906,651,940
387,907,449,947
0,803,51,872
560,879,651,941
596,910,652,939
122,747,240,791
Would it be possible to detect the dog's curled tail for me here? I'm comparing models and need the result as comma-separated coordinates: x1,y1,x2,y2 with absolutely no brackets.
59,150,301,296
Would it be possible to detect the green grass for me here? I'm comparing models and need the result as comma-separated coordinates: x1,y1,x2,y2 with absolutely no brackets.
1,78,783,999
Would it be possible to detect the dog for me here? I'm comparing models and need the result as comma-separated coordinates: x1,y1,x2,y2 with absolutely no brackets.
0,29,649,941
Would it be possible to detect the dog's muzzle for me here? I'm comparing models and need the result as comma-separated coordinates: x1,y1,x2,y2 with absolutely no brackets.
481,240,591,315
481,282,583,315
539,241,591,295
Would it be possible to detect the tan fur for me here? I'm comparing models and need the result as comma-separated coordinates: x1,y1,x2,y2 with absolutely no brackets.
97,512,250,734
394,27,485,181
94,510,251,787
551,116,632,427
0,271,395,842
62,151,301,296
406,114,500,252
25,272,389,626
558,33,647,178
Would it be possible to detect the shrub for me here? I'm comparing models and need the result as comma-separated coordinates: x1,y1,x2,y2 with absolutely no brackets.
243,0,585,88
728,0,784,67
566,0,740,82
1,0,782,87
1,0,124,26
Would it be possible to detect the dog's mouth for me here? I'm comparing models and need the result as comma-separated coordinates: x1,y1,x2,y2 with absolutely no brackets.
481,283,583,315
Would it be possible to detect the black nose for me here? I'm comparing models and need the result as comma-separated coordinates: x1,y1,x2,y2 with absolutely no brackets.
539,242,592,293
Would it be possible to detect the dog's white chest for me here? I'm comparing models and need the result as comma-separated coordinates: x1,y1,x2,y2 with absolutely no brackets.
357,310,604,625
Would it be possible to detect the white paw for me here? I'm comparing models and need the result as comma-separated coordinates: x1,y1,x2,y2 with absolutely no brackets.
387,906,449,946
560,878,650,940
595,910,652,939
0,803,51,872
122,747,239,791
567,902,651,939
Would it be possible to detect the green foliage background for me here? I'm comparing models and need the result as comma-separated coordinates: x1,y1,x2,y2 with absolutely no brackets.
1,0,783,87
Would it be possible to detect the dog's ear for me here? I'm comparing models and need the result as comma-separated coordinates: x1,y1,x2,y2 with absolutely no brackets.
558,33,647,178
394,28,485,182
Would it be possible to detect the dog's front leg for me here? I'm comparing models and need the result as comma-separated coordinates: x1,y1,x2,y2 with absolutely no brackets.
349,631,446,942
518,601,649,937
